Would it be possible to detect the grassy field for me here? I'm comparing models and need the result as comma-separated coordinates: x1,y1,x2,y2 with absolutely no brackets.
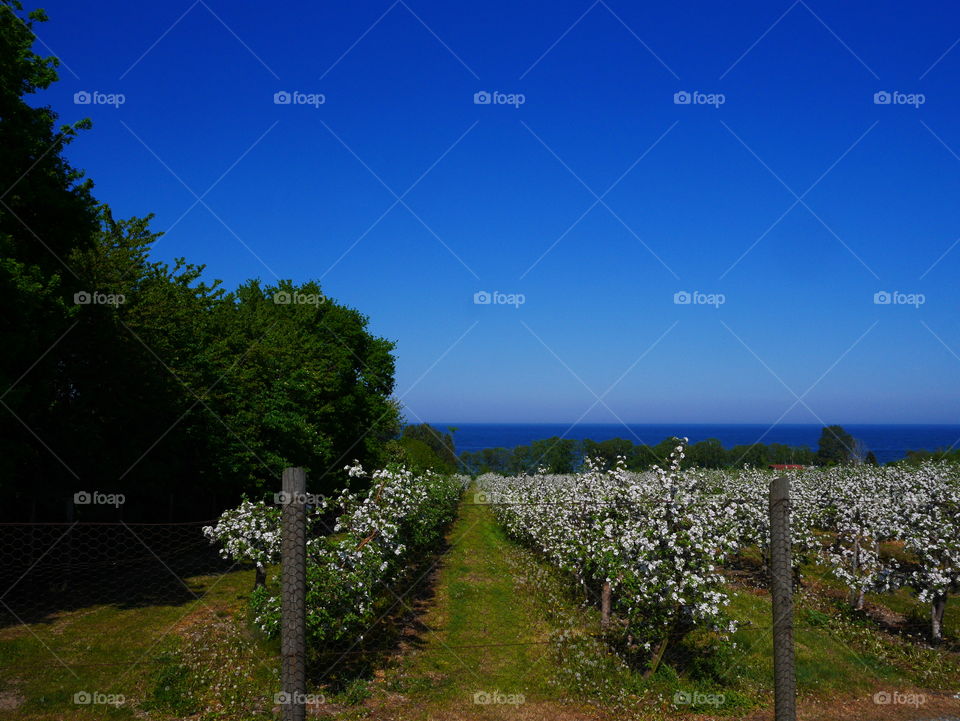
331,493,960,720
0,566,277,720
344,498,609,721
2,493,959,720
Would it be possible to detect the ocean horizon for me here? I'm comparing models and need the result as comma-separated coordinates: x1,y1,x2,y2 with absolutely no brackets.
428,423,960,465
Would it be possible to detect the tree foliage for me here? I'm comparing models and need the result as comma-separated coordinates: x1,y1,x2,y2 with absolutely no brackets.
816,425,857,466
459,435,818,474
0,2,400,519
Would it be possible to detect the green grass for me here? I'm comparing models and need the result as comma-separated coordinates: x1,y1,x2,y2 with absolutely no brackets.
378,501,559,704
726,589,902,694
3,503,959,721
0,568,278,720
352,497,960,720
358,496,610,720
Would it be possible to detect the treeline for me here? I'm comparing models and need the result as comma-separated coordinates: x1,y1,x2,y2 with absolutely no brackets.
395,424,459,474
1,3,399,520
457,425,878,474
459,437,816,474
898,448,960,465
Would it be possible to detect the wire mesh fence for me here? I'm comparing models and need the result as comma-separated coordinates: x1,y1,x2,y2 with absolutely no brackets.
0,519,281,719
1,490,959,720
0,521,231,636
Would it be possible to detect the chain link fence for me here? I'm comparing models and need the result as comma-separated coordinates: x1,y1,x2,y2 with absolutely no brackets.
0,519,281,719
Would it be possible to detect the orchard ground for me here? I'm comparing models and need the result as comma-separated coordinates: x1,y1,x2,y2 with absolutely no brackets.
1,488,959,720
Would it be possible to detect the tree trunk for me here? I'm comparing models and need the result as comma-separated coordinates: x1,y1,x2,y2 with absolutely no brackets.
849,536,865,610
644,635,670,678
932,594,947,641
254,564,267,590
600,581,611,630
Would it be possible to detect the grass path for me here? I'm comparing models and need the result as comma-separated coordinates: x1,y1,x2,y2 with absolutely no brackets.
347,494,960,721
7,492,959,720
356,496,607,721
0,566,277,720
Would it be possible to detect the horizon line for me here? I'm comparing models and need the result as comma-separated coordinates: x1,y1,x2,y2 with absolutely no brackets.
421,421,960,427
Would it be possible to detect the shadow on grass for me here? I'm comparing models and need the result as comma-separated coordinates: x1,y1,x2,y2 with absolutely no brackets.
306,536,452,695
0,523,237,628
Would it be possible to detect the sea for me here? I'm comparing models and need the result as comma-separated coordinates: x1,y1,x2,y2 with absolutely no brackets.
431,423,960,465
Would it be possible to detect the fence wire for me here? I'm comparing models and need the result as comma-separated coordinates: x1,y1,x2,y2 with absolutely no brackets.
0,521,232,662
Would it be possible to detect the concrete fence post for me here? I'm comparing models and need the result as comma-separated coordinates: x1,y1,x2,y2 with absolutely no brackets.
769,475,797,721
281,467,307,721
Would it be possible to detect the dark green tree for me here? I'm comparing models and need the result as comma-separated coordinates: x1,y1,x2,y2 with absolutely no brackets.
401,423,457,470
583,437,635,469
816,425,857,466
686,438,726,468
396,437,452,474
0,0,98,506
729,443,769,468
0,2,403,520
529,437,577,473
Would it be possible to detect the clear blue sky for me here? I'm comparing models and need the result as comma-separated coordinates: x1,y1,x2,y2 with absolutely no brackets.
28,0,960,424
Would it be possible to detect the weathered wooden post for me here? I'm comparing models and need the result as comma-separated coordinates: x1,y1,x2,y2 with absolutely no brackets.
769,476,797,721
281,467,307,721
600,580,612,630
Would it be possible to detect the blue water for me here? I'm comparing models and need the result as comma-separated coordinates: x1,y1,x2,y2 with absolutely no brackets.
432,423,960,465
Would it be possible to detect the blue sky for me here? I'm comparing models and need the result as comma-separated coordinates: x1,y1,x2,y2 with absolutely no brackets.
27,0,960,424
